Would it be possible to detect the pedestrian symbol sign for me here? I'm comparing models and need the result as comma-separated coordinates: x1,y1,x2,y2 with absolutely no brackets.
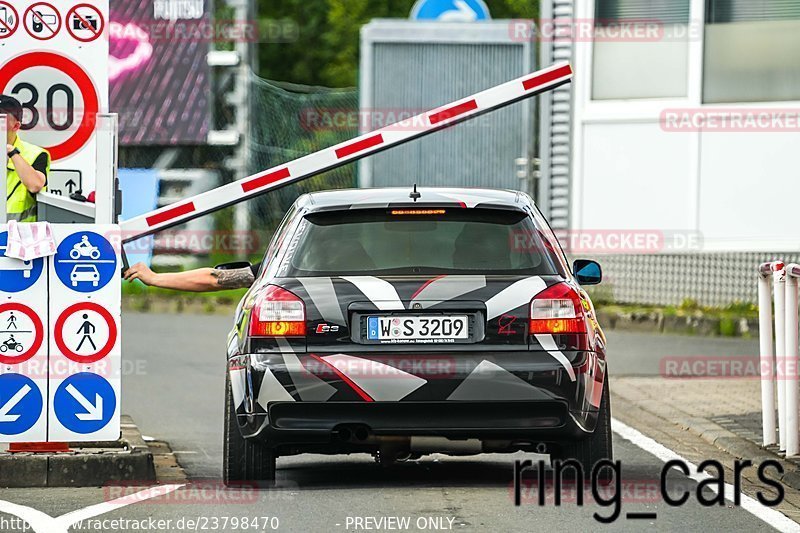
0,231,44,292
0,373,43,436
53,373,116,434
53,302,117,363
53,231,117,292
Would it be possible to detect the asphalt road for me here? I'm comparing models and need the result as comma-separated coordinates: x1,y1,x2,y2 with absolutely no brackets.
0,313,785,532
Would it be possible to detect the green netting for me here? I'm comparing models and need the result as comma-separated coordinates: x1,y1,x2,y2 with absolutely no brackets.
245,72,359,234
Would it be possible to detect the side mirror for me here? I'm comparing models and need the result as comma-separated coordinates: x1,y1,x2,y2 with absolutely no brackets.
573,259,602,285
214,261,252,271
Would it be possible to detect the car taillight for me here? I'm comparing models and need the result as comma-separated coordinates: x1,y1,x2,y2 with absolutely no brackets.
249,285,306,337
529,282,587,334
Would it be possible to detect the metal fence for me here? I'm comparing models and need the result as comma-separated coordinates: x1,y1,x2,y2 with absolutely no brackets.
585,253,797,307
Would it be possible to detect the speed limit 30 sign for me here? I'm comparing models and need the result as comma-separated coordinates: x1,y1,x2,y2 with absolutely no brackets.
0,0,108,193
0,52,99,161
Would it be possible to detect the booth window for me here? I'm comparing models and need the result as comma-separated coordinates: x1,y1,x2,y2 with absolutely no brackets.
592,0,691,100
704,0,800,103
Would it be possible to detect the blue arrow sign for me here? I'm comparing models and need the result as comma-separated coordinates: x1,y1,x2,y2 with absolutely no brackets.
54,231,117,293
54,373,116,434
411,0,491,21
0,232,44,293
0,373,42,435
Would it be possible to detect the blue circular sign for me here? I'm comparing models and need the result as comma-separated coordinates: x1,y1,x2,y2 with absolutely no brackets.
54,373,116,433
0,232,44,293
54,231,117,292
411,0,491,21
0,373,43,436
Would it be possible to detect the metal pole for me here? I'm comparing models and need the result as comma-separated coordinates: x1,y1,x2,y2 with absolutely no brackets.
94,114,118,224
786,264,800,456
758,266,777,446
775,267,787,451
0,114,7,225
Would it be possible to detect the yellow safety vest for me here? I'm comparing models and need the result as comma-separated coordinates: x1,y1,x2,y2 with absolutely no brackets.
6,137,49,223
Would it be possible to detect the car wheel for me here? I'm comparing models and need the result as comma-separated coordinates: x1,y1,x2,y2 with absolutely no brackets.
553,380,612,477
223,370,276,486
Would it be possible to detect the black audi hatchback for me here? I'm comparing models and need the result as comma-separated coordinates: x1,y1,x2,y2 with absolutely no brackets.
223,187,609,484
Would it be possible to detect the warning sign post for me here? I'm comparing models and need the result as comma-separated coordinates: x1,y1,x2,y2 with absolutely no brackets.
0,224,120,443
49,224,120,442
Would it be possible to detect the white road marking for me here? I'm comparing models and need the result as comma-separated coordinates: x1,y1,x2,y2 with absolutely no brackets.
612,417,800,533
0,483,184,533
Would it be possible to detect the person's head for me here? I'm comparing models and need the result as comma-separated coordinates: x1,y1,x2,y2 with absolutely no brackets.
0,95,23,145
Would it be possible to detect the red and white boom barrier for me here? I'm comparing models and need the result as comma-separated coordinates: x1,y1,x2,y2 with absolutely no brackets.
758,260,800,456
120,62,574,243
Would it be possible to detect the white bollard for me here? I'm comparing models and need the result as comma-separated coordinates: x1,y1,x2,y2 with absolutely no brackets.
775,268,787,451
758,267,777,446
785,264,800,456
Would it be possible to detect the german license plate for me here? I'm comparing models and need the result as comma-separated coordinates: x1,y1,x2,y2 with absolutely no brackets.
366,315,468,343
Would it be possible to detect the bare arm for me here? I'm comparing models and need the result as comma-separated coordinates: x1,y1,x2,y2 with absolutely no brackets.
7,144,46,194
124,262,254,292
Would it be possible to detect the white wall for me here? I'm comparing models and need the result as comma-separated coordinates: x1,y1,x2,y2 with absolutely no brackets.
569,0,800,253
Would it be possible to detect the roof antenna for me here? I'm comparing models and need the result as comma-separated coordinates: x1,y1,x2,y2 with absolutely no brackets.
409,183,421,202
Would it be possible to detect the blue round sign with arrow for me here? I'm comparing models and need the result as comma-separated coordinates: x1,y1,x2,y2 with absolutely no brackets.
53,231,117,293
410,0,491,21
0,373,42,436
0,232,44,293
54,373,116,434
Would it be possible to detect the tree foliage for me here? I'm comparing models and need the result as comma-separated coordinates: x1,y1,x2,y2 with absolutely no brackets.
258,0,539,87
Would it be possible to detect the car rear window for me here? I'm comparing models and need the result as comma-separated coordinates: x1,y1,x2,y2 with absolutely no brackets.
283,208,562,276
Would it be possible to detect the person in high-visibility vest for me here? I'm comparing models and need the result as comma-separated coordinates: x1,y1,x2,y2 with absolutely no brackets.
2,95,49,222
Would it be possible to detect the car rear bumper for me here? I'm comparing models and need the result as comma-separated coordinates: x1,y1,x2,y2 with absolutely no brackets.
229,349,606,449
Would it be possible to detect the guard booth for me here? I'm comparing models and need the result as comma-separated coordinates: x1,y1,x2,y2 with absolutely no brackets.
0,0,122,445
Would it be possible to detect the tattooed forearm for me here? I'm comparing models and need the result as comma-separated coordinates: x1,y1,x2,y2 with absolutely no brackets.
211,267,255,289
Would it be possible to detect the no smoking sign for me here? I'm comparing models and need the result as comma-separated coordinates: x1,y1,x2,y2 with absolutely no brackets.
0,52,99,161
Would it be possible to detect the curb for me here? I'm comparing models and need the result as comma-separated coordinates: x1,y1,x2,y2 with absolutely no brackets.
0,415,156,488
612,391,800,491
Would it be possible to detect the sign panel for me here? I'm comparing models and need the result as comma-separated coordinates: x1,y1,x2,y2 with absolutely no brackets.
0,0,109,192
0,224,122,443
0,225,48,442
48,224,120,442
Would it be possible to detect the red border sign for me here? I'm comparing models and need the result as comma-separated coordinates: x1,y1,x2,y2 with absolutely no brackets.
65,4,104,43
54,302,117,363
23,2,61,41
0,52,100,161
0,2,19,40
0,303,44,365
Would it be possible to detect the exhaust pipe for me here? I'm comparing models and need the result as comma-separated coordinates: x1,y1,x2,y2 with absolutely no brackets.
535,442,547,454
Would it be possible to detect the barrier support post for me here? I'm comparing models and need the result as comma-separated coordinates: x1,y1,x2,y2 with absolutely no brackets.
759,264,777,446
786,264,800,456
775,267,788,451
